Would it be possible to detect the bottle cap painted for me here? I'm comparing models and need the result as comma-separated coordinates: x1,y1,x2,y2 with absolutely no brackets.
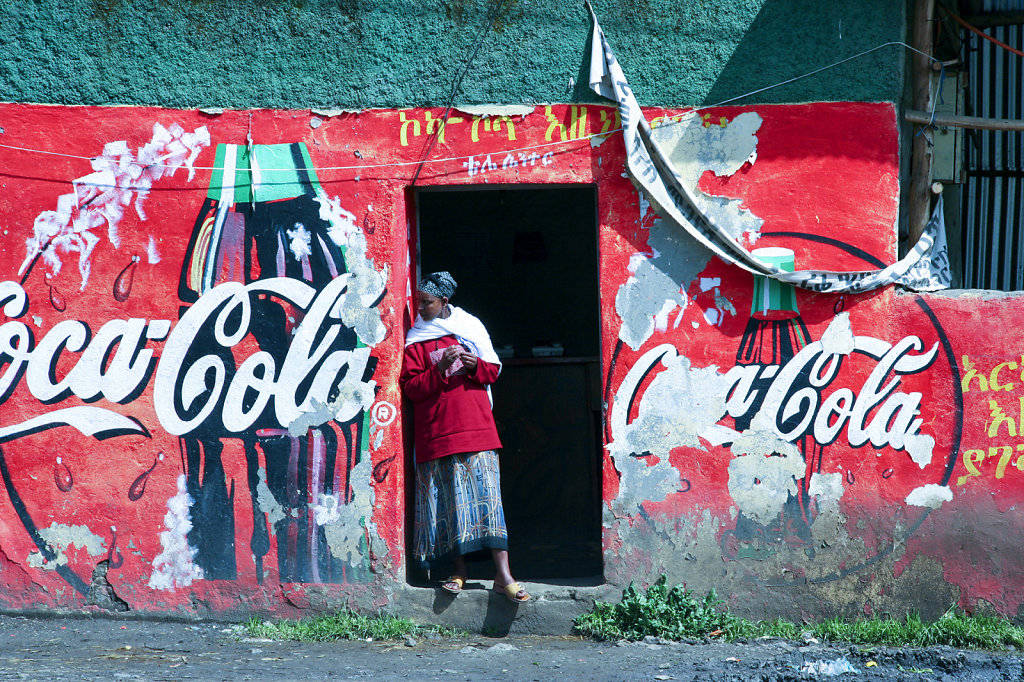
751,247,798,318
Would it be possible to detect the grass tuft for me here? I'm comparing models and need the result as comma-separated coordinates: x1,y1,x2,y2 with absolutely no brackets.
574,576,1024,651
244,609,464,642
812,610,1024,650
573,575,758,642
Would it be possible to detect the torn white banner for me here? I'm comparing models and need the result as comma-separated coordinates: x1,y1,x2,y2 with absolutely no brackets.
585,4,950,294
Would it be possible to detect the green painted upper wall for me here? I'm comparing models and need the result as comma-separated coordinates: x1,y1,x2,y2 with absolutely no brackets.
0,0,906,109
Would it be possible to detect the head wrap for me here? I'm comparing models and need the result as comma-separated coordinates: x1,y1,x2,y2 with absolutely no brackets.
418,271,457,300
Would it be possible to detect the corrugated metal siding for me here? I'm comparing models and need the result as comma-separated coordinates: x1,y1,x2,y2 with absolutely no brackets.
961,19,1024,289
982,0,1024,11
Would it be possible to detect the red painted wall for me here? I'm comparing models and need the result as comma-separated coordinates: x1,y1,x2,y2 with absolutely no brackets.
0,102,1013,619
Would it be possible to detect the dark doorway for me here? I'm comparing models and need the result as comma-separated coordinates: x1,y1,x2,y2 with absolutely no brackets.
410,185,603,584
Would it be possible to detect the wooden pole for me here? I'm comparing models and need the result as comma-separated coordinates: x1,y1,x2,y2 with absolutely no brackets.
906,109,1024,132
908,0,936,247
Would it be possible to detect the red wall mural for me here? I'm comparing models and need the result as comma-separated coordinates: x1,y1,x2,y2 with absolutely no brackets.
0,101,1017,619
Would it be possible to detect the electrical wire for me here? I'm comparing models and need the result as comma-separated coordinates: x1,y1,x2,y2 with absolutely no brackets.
939,4,1024,59
0,41,943,176
409,0,507,186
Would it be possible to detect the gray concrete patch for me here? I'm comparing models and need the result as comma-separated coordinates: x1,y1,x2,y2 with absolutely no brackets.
390,581,620,636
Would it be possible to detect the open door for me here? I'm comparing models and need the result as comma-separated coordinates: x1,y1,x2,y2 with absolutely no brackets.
409,184,603,584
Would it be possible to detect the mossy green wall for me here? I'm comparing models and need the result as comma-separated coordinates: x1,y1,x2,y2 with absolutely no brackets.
1,0,905,109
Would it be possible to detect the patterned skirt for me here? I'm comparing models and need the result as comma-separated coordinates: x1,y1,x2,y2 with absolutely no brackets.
413,450,509,569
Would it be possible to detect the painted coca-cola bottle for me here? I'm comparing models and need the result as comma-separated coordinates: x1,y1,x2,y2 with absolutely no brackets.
177,142,367,583
728,247,822,558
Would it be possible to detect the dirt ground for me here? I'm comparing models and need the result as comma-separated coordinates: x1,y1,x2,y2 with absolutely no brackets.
1,613,1022,681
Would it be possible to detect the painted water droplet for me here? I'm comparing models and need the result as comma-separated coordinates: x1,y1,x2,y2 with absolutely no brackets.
882,467,894,479
107,526,123,569
46,278,66,312
846,469,855,485
128,452,164,501
834,295,846,315
113,255,140,302
372,454,396,483
53,456,73,492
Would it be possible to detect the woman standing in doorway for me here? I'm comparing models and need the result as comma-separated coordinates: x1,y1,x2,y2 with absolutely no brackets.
401,271,530,603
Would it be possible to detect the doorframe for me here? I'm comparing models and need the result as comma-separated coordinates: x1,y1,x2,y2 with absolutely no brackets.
402,182,605,584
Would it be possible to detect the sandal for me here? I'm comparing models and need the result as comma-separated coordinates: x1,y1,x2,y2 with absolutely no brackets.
494,581,530,603
441,576,465,595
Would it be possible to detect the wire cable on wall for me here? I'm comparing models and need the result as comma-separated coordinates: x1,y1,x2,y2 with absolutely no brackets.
409,0,507,186
0,41,940,178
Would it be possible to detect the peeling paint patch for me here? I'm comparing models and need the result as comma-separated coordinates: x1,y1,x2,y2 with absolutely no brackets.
714,288,736,316
729,409,800,458
315,190,387,346
905,433,936,469
454,104,534,118
700,277,721,292
286,222,313,261
652,111,765,243
284,359,376,436
609,347,729,508
148,474,204,590
616,113,764,349
313,493,342,526
311,108,361,117
614,221,702,350
704,287,737,327
728,452,805,525
146,235,161,264
255,467,285,525
906,484,952,509
27,523,105,570
808,472,844,501
321,455,384,566
820,312,855,355
654,298,678,332
610,348,728,457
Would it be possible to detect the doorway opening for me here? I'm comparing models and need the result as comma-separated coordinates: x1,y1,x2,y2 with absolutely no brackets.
408,184,603,585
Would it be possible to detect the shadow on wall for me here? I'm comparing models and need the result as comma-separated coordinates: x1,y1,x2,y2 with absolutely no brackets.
576,0,905,107
701,0,905,107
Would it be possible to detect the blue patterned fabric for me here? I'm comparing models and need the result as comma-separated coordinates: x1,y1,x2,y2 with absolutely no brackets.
413,450,508,568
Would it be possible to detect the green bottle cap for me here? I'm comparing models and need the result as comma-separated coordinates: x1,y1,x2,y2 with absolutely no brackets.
751,247,798,317
207,142,322,204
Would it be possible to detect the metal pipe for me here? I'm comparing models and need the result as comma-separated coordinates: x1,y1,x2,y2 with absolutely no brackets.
905,109,1024,131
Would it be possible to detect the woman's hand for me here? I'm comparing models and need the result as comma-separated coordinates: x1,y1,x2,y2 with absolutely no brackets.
460,351,478,372
437,345,463,373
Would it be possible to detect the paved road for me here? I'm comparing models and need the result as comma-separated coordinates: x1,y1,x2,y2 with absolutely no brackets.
1,614,1023,680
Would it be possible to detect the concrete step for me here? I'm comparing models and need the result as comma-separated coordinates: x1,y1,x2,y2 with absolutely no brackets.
391,581,621,636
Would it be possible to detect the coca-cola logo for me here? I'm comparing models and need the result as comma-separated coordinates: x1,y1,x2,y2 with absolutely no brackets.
0,276,375,441
719,332,938,456
611,319,938,463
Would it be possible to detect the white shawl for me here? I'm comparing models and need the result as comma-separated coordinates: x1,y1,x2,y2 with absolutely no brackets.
405,306,501,366
405,306,501,404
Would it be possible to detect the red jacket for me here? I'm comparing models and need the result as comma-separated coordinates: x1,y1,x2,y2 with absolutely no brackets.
400,335,502,463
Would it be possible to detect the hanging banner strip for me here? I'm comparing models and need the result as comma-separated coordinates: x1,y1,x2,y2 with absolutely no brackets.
585,4,950,294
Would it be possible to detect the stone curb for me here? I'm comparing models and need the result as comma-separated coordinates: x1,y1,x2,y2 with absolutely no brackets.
391,582,620,635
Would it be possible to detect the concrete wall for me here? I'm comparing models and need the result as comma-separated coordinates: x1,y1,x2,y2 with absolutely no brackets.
3,99,1020,624
0,1,904,109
